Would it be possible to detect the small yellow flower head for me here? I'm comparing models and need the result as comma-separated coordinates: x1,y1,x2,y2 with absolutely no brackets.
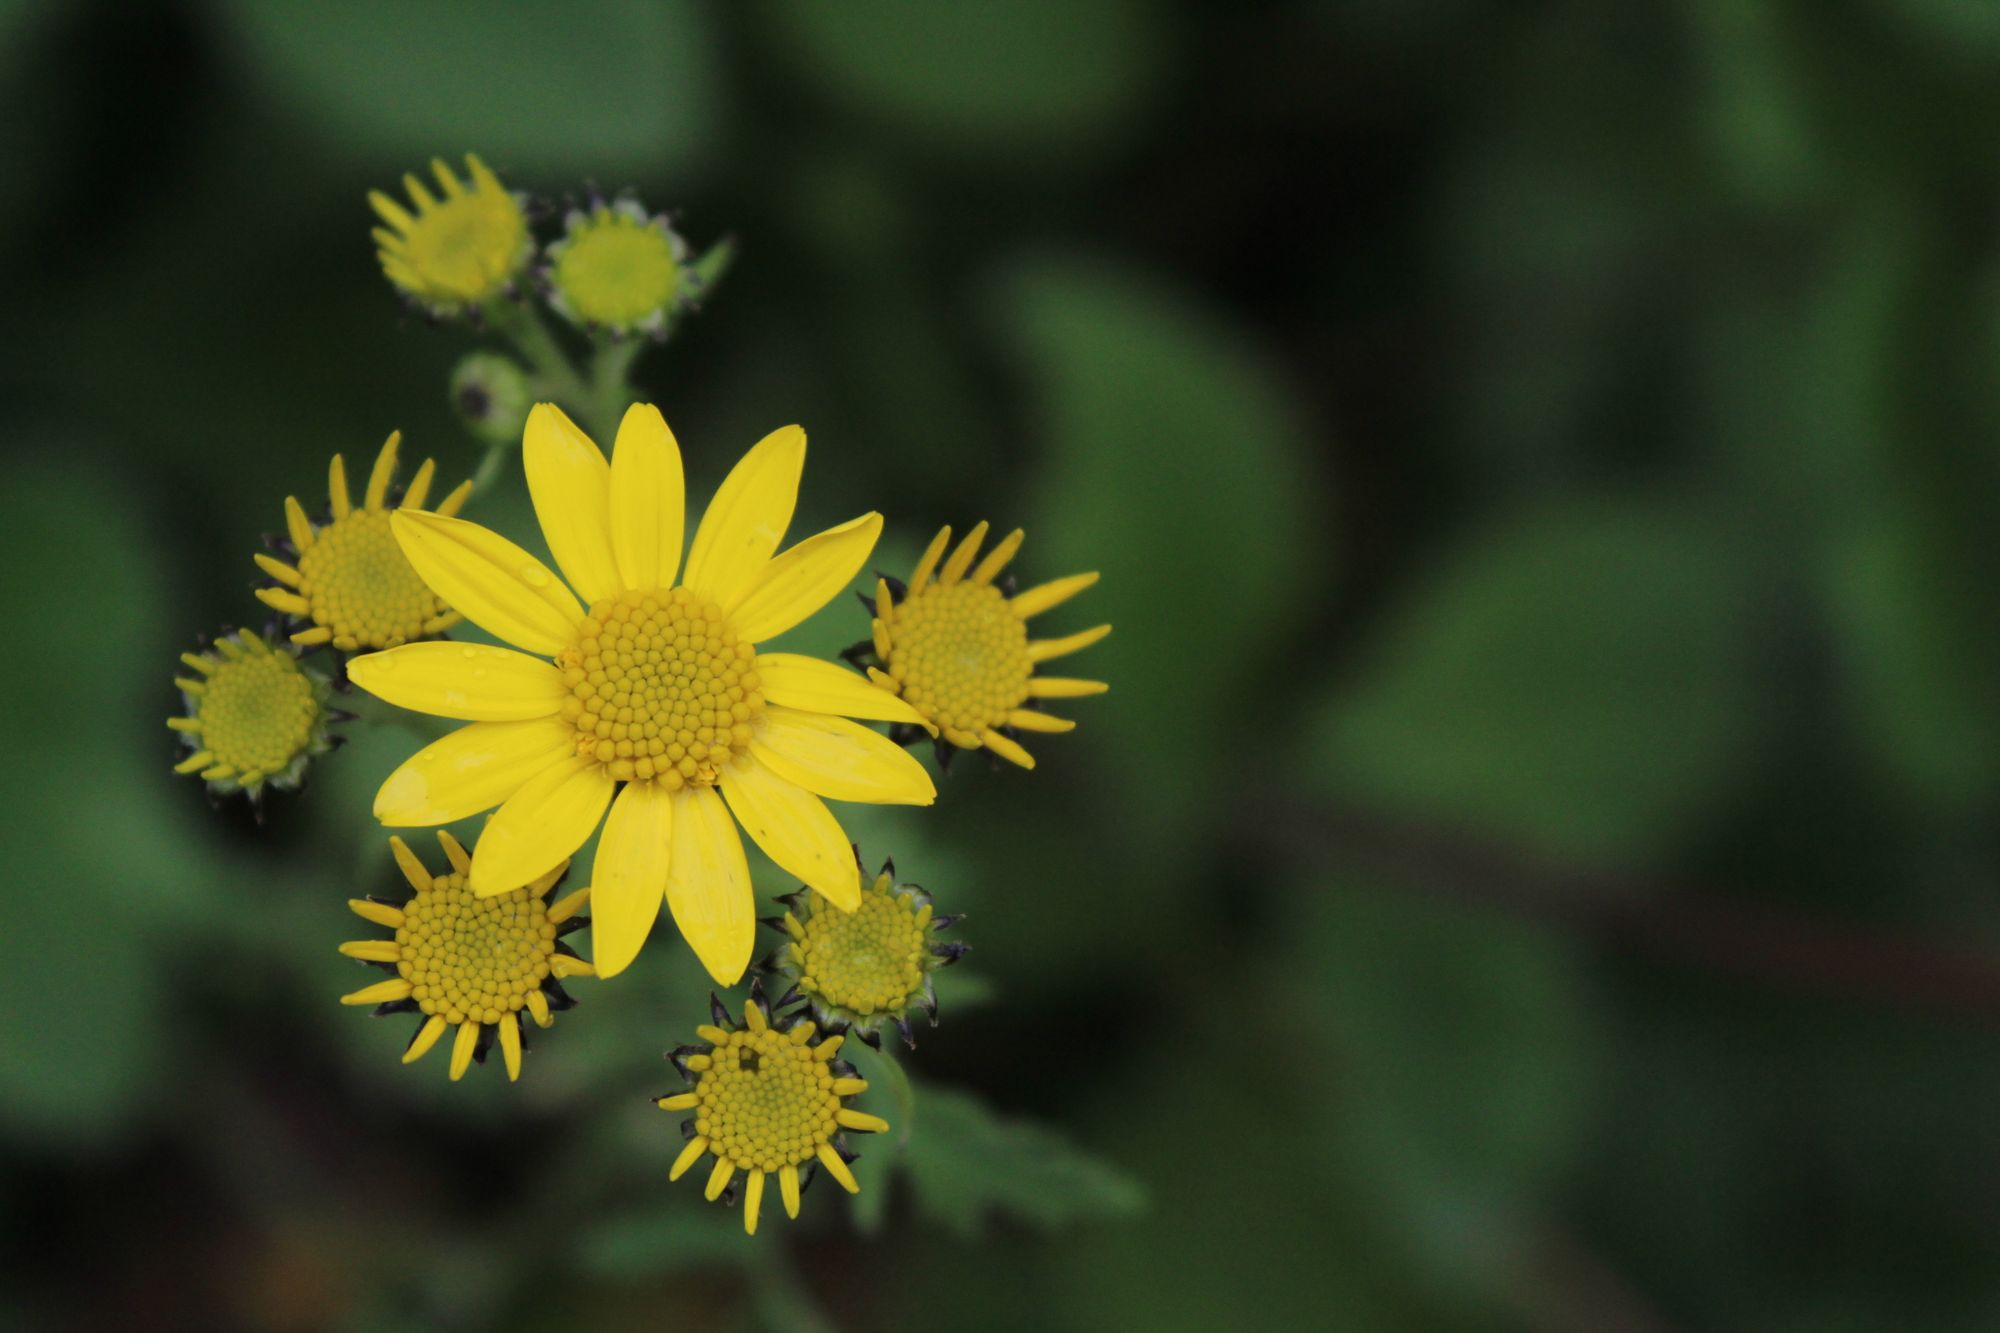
542,196,693,336
256,431,473,654
864,523,1109,770
767,852,965,1048
169,628,332,800
339,831,594,1082
370,154,531,315
658,988,886,1235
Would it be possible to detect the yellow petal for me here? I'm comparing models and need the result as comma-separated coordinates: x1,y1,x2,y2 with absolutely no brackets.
752,652,931,729
727,512,881,639
779,1165,801,1218
328,453,352,519
1028,676,1109,699
1027,623,1112,663
939,521,988,586
448,1020,479,1081
373,718,574,826
817,1143,859,1193
751,707,937,806
470,755,615,896
743,1169,765,1235
683,425,804,607
403,1014,448,1064
1011,571,1099,620
970,528,1025,585
365,431,401,510
590,780,673,978
720,757,861,910
348,642,567,721
664,786,755,985
608,403,685,593
908,525,951,596
523,403,620,604
390,509,583,657
498,1011,523,1080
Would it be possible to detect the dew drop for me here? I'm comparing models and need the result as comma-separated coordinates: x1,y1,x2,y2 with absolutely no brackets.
519,565,550,588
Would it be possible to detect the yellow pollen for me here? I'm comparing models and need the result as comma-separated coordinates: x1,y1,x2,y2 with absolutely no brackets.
693,1027,841,1174
557,587,764,787
886,581,1031,733
296,509,454,651
395,870,558,1027
183,641,319,779
792,890,928,1018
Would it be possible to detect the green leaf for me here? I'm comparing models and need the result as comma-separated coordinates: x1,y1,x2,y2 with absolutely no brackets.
1309,497,1761,867
212,0,718,175
991,253,1316,840
574,1202,751,1279
762,0,1171,158
898,1080,1145,1239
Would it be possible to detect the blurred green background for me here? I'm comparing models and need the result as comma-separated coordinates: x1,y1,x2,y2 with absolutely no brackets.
8,1,2000,1329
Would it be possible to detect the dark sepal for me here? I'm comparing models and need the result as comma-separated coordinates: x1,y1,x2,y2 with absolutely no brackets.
931,913,964,930
920,976,940,1026
771,984,804,1013
933,735,957,774
839,638,875,668
878,574,908,601
372,998,419,1018
667,1043,705,1079
555,912,589,938
404,1019,434,1054
542,978,578,1010
709,992,732,1028
931,942,971,964
894,1016,917,1049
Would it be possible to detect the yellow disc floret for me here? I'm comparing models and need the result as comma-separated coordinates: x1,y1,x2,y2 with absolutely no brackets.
770,855,965,1044
659,995,886,1235
869,521,1110,770
339,832,593,1081
556,587,764,787
369,154,530,315
257,431,472,653
170,629,331,797
546,198,689,334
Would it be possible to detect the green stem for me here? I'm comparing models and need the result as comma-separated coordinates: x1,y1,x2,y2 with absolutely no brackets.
586,337,646,431
853,1041,917,1149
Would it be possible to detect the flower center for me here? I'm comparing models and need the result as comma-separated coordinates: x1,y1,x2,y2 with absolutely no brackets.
795,893,928,1017
403,195,524,301
557,587,764,787
694,1028,840,1173
554,212,681,327
395,870,558,1027
195,649,319,775
297,510,453,650
885,581,1031,732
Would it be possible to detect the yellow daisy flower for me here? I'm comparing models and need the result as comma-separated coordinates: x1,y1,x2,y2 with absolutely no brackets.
659,990,886,1235
345,403,938,985
863,523,1109,769
369,154,531,314
338,831,593,1082
766,851,966,1048
255,431,473,654
543,196,692,336
169,628,333,801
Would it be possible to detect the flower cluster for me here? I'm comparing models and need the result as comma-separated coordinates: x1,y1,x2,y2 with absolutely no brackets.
167,149,1112,1242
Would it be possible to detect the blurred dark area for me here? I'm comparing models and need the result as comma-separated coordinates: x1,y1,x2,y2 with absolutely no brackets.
5,1,2000,1330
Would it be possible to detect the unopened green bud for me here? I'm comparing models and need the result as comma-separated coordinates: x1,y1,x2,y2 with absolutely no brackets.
449,352,532,446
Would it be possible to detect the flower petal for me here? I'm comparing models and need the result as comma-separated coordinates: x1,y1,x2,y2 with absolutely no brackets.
373,718,574,825
469,755,615,896
751,707,936,806
728,513,882,639
721,757,860,911
590,780,672,978
391,509,582,656
523,402,620,604
752,652,931,728
683,425,804,607
348,643,566,721
608,403,685,593
665,786,755,985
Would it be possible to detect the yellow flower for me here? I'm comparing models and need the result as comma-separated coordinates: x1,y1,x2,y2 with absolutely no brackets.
658,991,885,1235
544,197,691,336
346,403,937,985
865,523,1109,769
768,851,965,1048
369,154,531,314
169,628,332,799
255,431,472,653
339,831,592,1081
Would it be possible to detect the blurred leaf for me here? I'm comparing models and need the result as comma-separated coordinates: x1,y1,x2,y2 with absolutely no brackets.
763,0,1171,158
1294,877,1601,1285
899,1080,1144,1239
992,253,1316,844
0,453,224,1143
573,1201,749,1278
212,0,718,175
1310,498,1762,867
